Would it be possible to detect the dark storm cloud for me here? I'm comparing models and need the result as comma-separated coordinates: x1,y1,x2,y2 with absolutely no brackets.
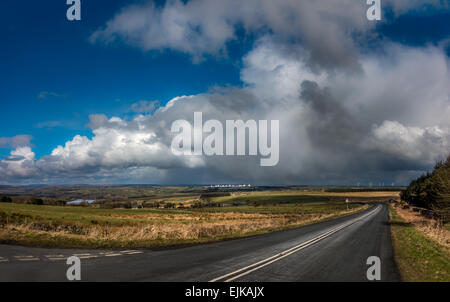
2,1,450,185
300,80,364,148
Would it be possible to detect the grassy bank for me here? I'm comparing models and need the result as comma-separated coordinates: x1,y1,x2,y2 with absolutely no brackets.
0,201,368,249
389,205,450,281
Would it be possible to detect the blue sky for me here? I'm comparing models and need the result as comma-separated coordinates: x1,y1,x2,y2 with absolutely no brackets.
1,1,450,185
0,0,247,158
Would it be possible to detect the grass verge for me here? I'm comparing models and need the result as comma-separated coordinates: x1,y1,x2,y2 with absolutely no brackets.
388,205,450,281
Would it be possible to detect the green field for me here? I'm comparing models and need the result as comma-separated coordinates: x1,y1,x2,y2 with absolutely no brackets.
0,185,400,207
191,203,363,214
0,193,373,248
389,205,450,282
0,187,400,249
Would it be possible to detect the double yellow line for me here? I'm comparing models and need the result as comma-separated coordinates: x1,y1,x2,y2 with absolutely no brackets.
209,205,381,282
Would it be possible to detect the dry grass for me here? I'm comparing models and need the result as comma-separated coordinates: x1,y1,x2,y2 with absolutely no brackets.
394,205,449,250
0,202,368,248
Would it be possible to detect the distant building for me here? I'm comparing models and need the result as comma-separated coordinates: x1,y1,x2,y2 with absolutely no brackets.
66,199,96,205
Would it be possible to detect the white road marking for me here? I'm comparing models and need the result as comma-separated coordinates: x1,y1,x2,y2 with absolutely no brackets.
45,254,66,261
73,253,99,258
75,254,99,259
104,253,122,257
7,249,142,263
79,256,98,259
120,250,143,255
15,256,40,261
209,205,381,282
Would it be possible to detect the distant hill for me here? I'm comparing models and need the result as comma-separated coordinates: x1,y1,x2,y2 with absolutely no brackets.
401,155,450,222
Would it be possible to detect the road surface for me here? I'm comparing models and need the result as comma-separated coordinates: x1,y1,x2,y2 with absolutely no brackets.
0,204,400,281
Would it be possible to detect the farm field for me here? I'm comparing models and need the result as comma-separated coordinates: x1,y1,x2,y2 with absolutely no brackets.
0,185,401,205
205,190,399,205
0,187,400,249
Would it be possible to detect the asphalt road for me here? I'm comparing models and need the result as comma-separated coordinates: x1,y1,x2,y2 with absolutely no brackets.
0,204,400,282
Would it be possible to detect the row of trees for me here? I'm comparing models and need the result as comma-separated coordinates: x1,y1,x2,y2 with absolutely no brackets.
0,196,12,203
400,155,450,222
0,197,62,205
